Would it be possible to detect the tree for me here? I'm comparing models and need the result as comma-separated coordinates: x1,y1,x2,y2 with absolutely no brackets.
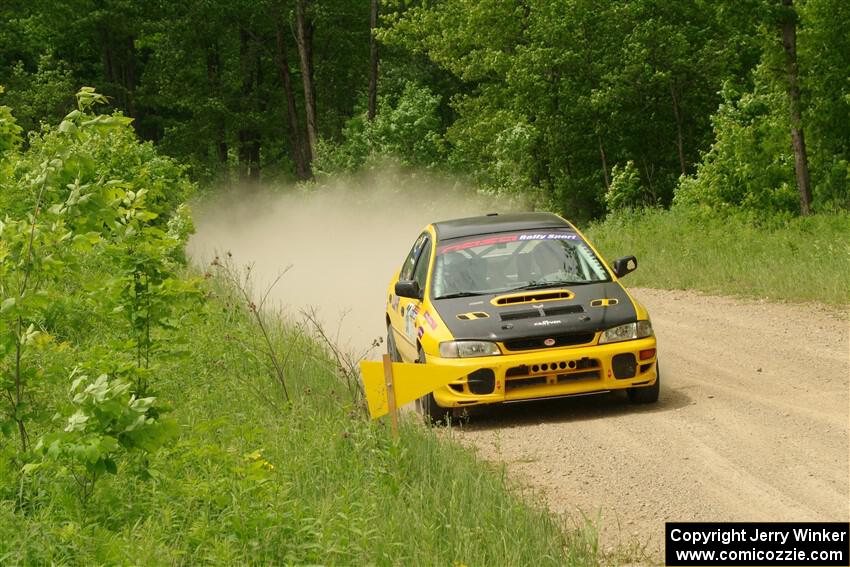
799,0,850,209
779,0,812,215
275,12,310,179
295,0,318,164
368,0,379,121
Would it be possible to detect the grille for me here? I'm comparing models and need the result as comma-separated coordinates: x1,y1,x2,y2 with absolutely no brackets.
505,369,601,391
506,357,598,377
505,362,602,378
505,358,601,392
505,376,547,391
502,332,595,351
557,370,600,382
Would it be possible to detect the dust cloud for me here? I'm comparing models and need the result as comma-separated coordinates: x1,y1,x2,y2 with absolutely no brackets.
187,170,524,358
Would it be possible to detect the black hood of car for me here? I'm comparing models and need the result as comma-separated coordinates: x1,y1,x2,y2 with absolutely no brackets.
432,281,637,343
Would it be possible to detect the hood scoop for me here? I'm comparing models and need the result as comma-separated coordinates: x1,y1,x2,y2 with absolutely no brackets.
545,304,585,316
492,289,574,306
500,304,584,321
457,311,490,320
500,309,539,321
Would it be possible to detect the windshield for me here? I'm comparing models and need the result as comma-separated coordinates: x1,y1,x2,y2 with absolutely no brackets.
432,230,610,299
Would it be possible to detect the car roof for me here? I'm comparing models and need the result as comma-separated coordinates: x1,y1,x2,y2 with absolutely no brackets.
431,212,571,242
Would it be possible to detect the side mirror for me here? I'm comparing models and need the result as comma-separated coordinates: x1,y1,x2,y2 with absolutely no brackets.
612,255,638,278
395,280,421,299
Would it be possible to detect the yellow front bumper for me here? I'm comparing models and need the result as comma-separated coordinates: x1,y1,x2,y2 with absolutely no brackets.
429,337,658,408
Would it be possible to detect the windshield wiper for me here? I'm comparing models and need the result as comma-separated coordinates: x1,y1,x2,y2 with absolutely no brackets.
435,291,485,300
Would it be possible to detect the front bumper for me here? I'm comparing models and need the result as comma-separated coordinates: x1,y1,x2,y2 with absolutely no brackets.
429,337,658,408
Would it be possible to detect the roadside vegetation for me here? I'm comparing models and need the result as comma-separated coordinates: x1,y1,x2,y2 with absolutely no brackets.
0,91,599,565
586,208,850,305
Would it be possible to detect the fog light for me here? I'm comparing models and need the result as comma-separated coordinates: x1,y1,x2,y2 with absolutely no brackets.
467,368,496,395
612,353,637,379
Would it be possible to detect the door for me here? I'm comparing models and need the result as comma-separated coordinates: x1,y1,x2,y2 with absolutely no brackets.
391,233,432,362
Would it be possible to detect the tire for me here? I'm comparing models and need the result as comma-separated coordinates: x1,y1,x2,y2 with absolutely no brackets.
386,323,401,362
628,361,660,404
415,345,452,425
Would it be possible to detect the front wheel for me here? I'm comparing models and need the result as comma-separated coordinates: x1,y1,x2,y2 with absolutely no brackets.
415,346,452,425
628,362,660,404
386,323,401,362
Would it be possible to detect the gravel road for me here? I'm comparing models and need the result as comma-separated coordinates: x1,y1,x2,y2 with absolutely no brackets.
452,288,849,559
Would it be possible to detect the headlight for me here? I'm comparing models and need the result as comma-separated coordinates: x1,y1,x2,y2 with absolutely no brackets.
598,320,653,344
439,340,501,358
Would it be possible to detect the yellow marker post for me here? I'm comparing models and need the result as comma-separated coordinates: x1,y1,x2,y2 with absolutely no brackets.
360,358,473,420
382,354,398,437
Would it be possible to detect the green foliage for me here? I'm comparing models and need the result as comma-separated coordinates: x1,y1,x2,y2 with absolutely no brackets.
605,161,648,212
2,0,847,218
587,207,850,304
1,57,76,134
674,68,798,213
382,0,761,219
315,81,445,173
1,88,196,502
446,99,539,195
36,371,174,502
799,0,850,210
0,99,23,157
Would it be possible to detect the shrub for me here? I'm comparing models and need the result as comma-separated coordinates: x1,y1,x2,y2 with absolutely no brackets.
674,68,798,214
605,160,647,212
314,81,445,174
0,86,23,155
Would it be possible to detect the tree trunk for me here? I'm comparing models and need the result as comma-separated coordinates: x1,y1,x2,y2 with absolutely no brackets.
14,330,27,453
100,26,136,117
597,134,610,190
124,34,137,117
781,0,812,216
367,0,379,121
670,82,687,176
251,51,264,183
641,158,658,205
238,27,261,183
295,0,318,163
275,16,311,179
206,44,229,165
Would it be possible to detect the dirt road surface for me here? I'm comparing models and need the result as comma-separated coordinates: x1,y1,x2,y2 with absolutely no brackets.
453,288,849,559
190,191,849,562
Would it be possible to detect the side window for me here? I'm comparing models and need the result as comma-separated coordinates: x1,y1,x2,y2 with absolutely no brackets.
411,237,432,294
400,233,428,281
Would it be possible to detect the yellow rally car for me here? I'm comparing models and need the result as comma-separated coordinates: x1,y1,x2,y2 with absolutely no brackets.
385,212,659,423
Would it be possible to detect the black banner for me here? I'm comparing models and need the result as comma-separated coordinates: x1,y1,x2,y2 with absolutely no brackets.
666,522,849,566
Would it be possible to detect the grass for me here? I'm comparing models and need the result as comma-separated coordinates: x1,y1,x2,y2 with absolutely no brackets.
584,207,850,305
0,270,602,566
